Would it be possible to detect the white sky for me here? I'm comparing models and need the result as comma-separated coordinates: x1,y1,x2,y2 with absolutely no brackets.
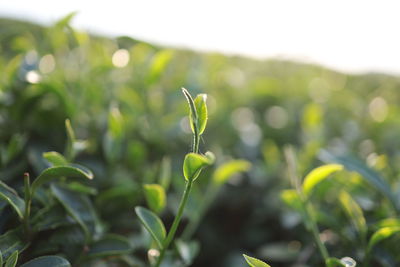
1,0,399,74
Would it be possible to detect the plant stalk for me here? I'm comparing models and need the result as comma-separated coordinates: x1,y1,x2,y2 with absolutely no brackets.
154,180,193,267
23,173,32,239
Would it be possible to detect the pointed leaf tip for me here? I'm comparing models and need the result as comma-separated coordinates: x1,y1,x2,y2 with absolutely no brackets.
243,254,271,267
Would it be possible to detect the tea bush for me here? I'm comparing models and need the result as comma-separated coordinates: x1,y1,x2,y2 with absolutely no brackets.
1,14,400,266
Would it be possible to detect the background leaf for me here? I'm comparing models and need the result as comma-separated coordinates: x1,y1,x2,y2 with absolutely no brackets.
87,235,132,259
135,206,166,249
20,256,71,267
367,226,400,252
212,160,251,186
0,181,25,219
143,184,166,214
31,165,93,194
51,184,99,242
4,250,18,267
43,151,68,166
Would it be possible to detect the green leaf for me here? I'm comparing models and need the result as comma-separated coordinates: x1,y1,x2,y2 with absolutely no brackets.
87,234,132,259
193,94,208,134
5,250,18,267
243,254,271,267
302,164,343,196
183,153,213,182
212,160,251,186
182,88,198,134
0,250,3,266
43,151,68,166
143,184,166,214
176,239,200,265
0,229,27,259
159,156,171,190
319,151,398,210
280,189,303,212
51,184,99,242
135,206,166,248
338,191,367,241
367,226,400,252
65,119,76,161
20,256,71,267
0,181,25,219
108,106,124,139
326,257,346,267
31,164,93,194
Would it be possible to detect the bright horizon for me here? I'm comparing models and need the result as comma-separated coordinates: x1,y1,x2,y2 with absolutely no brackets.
1,0,400,75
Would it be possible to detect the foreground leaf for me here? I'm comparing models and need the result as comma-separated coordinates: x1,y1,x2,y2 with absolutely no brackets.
367,226,400,252
243,254,271,267
183,153,213,182
143,184,166,214
5,250,18,267
20,256,71,267
87,235,132,259
193,94,208,134
135,206,166,248
182,88,198,134
302,164,343,197
212,160,251,186
0,250,3,266
0,181,25,219
32,165,93,194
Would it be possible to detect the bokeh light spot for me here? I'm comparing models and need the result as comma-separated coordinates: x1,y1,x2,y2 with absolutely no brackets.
112,49,130,68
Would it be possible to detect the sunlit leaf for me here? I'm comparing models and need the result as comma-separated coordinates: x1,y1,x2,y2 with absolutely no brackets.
212,160,251,186
20,256,71,267
31,164,93,194
143,184,166,214
183,153,212,182
135,206,166,249
87,235,132,259
319,151,398,210
367,226,400,252
4,250,18,267
194,94,208,135
243,254,271,267
302,164,343,196
0,181,25,219
182,88,198,134
43,151,68,166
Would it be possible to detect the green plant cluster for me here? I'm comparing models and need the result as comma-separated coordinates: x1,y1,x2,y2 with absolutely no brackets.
1,14,400,266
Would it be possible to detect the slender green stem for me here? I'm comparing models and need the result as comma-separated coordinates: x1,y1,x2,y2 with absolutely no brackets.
155,180,193,267
23,173,32,240
304,202,329,262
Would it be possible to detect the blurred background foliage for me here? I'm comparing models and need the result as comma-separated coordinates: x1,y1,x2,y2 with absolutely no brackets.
1,14,400,266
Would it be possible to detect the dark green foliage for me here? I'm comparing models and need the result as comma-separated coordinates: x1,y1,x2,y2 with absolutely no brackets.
1,14,400,267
